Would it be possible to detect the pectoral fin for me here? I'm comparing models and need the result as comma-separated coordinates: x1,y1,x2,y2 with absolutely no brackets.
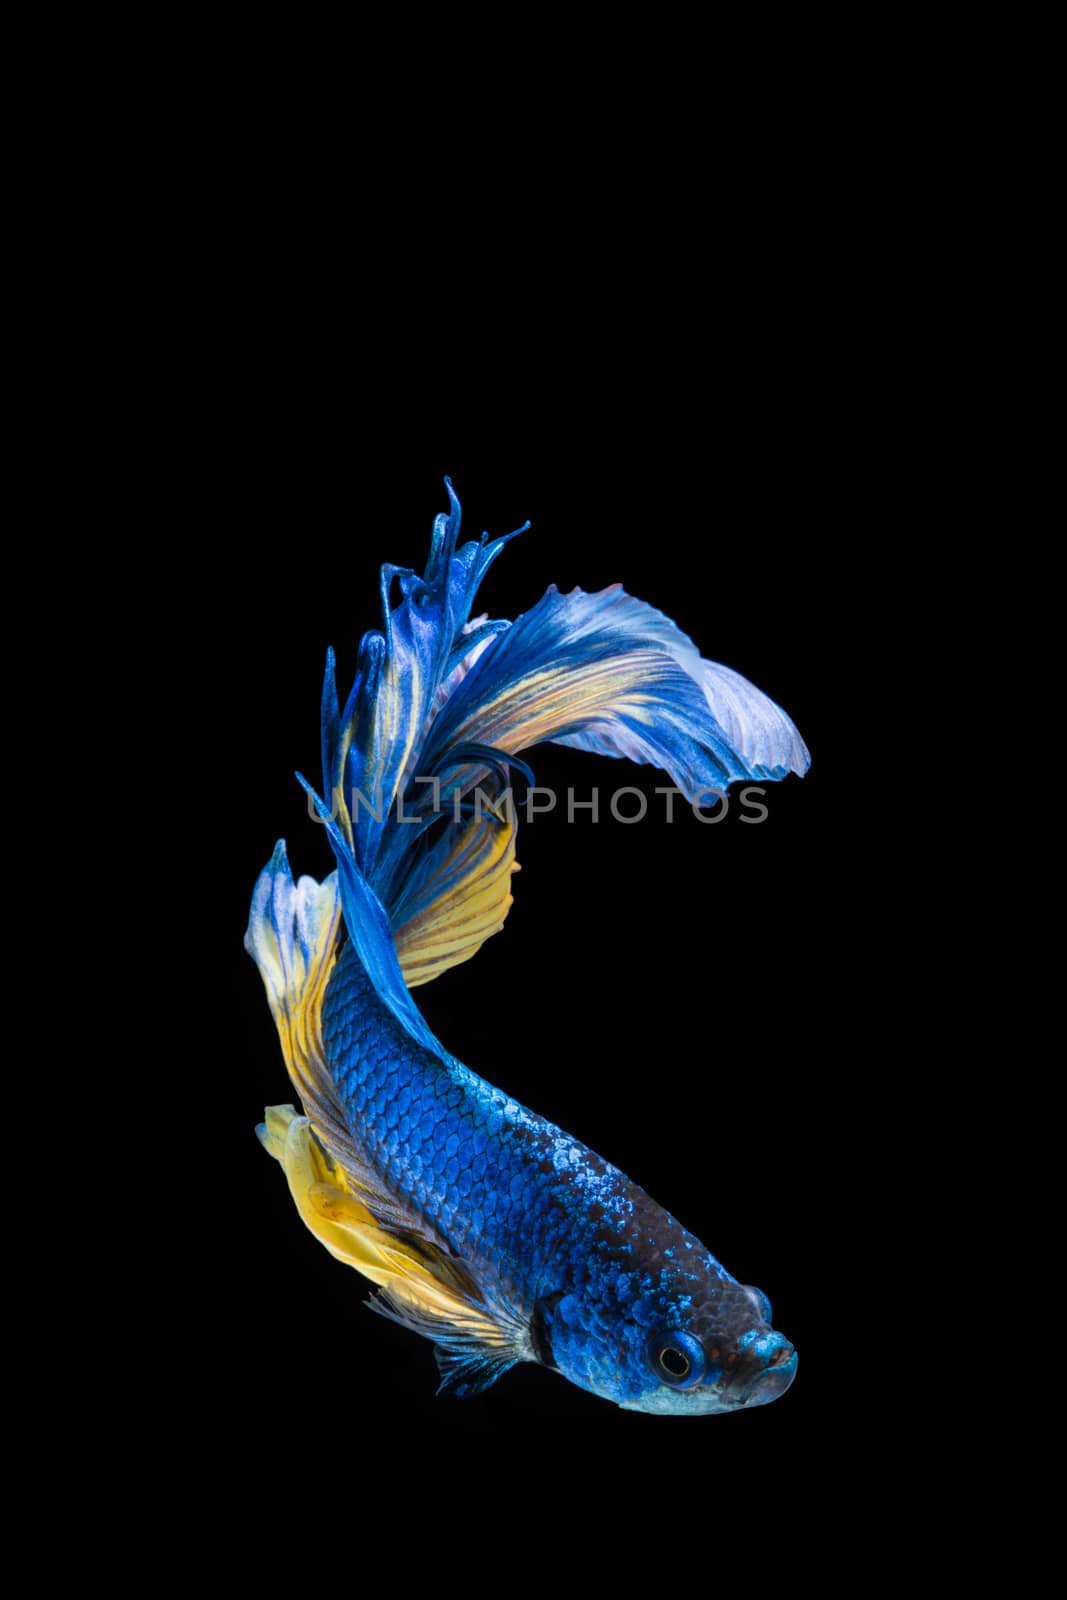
432,1341,521,1398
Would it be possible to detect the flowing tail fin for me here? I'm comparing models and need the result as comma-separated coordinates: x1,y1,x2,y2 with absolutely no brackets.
250,477,809,1058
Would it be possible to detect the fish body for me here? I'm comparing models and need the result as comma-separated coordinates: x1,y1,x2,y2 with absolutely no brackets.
247,482,808,1414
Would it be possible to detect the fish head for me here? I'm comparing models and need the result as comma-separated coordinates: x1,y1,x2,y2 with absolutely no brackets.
537,1279,797,1416
624,1315,798,1416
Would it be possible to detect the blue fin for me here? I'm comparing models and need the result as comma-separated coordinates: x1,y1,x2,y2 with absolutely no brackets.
304,483,809,1013
319,478,529,876
432,1343,519,1399
421,582,810,802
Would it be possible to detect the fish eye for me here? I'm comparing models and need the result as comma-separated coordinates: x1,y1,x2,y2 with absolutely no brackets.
647,1330,706,1389
661,1347,689,1378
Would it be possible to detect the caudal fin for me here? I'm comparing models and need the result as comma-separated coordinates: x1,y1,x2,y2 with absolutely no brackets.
254,480,810,1052
301,480,808,1008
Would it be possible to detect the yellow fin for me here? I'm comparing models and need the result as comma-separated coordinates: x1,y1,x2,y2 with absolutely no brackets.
393,807,519,988
260,1107,522,1350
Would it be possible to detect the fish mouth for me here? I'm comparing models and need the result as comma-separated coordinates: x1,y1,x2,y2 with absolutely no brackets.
725,1346,798,1408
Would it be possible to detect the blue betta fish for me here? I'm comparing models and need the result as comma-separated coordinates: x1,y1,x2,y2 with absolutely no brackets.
246,482,809,1414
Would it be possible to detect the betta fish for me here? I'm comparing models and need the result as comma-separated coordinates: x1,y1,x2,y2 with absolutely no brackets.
246,481,809,1414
